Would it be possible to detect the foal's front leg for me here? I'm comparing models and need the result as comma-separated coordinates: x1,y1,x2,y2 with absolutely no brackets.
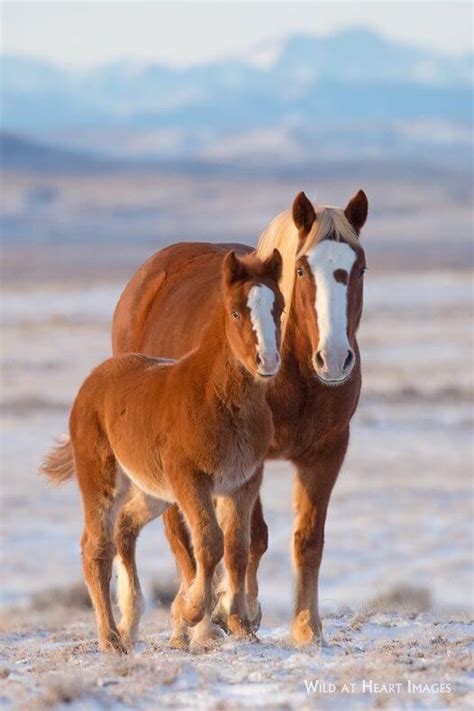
215,468,263,641
171,467,223,630
291,429,349,646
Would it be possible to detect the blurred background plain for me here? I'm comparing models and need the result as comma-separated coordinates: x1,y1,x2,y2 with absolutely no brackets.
1,0,472,637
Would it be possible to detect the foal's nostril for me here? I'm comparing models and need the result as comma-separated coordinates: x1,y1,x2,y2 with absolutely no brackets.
343,350,354,372
256,353,262,367
315,351,325,370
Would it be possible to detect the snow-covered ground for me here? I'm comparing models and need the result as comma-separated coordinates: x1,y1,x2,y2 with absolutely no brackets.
1,269,473,709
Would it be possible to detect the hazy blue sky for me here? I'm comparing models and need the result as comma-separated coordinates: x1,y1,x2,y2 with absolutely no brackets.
3,1,472,67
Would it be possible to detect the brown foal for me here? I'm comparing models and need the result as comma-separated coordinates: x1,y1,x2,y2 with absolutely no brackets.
42,250,284,654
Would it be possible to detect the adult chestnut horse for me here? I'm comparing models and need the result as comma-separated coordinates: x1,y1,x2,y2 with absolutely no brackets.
112,189,368,645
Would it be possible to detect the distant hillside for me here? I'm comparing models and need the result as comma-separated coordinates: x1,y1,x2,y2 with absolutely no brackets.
0,133,116,172
1,28,472,164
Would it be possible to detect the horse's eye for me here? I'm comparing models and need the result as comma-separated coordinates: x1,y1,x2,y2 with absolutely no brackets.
231,311,240,320
358,268,366,278
296,267,305,278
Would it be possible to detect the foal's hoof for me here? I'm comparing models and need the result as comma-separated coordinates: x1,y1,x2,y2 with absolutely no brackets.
227,614,259,642
290,611,323,647
190,622,225,652
100,630,130,655
118,624,139,648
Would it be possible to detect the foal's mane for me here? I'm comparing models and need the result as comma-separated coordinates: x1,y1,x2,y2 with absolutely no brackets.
255,205,359,336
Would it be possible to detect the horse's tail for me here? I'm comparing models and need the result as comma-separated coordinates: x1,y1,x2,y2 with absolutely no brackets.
40,434,74,485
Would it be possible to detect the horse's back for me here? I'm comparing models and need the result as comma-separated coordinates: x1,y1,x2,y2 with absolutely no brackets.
112,241,252,358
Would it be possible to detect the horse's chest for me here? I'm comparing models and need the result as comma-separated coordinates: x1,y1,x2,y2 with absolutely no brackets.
267,375,360,460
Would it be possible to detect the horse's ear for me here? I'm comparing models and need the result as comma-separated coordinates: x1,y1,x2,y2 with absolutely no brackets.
263,248,282,283
292,191,316,236
344,190,368,234
223,251,247,286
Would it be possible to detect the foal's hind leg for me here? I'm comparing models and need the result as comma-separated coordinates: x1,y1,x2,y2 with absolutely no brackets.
114,486,168,646
163,507,197,649
75,448,129,654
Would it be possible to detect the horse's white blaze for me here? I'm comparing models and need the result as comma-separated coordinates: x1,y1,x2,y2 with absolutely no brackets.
247,284,278,366
307,241,356,351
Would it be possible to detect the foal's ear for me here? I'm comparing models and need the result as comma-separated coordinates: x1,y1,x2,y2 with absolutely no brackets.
344,190,368,234
292,191,316,236
263,248,282,283
223,250,247,286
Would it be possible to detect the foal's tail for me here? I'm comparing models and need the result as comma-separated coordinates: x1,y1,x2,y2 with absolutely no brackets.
40,434,74,485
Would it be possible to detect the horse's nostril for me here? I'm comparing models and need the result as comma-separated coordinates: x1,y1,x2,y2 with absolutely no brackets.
343,350,354,371
315,351,325,370
256,353,262,367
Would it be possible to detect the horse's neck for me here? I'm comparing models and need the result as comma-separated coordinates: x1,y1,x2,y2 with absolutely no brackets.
280,299,311,372
191,304,257,408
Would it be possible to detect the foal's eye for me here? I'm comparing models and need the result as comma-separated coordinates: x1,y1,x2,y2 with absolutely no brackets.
231,311,240,320
358,268,366,278
296,267,305,278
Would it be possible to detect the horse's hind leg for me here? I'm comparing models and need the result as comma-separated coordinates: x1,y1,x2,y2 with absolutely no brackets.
114,487,168,646
214,467,263,641
246,494,268,630
75,446,129,654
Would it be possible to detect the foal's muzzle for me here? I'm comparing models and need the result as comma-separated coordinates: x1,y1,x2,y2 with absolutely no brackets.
255,351,281,377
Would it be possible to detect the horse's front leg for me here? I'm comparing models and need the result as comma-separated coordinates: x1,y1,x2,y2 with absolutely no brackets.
215,467,263,641
291,428,349,646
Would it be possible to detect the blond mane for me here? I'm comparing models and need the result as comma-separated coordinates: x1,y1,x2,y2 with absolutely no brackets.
255,205,359,336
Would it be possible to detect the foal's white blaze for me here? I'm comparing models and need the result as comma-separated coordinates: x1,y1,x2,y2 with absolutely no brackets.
307,241,356,380
247,284,280,375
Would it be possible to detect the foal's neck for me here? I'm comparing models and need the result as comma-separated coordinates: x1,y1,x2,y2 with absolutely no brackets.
195,303,258,407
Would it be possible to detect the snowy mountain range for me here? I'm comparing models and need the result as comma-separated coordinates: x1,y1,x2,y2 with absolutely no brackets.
1,28,472,163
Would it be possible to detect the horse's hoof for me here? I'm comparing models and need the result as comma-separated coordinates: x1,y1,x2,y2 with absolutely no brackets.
290,611,323,647
227,614,260,642
100,630,130,655
168,632,190,651
211,597,229,633
250,602,262,632
211,613,228,633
